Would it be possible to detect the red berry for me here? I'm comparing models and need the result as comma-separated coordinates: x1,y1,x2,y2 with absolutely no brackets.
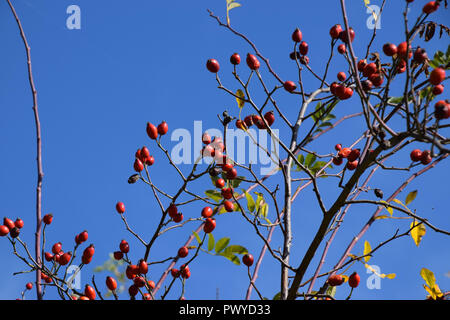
332,156,343,166
221,187,233,200
128,284,139,297
291,28,303,42
43,214,53,225
246,54,260,70
44,252,54,262
145,156,154,166
59,252,72,266
362,80,373,92
52,242,62,255
382,43,397,56
299,41,309,55
215,178,225,189
14,218,24,229
264,111,275,126
106,276,117,291
242,253,254,267
410,149,422,162
143,293,152,300
168,203,178,218
203,218,216,233
206,59,220,73
0,225,9,237
423,1,439,14
338,147,352,158
171,268,180,278
147,280,155,290
85,285,96,300
77,230,88,244
178,246,189,258
348,272,360,288
172,213,183,223
346,160,359,170
244,115,253,127
134,159,144,172
357,59,367,72
339,28,355,43
421,150,432,165
328,274,344,286
226,168,238,180
134,276,146,288
369,73,384,87
3,218,15,230
363,63,377,77
157,121,168,135
337,44,346,54
222,163,233,172
329,24,343,39
397,42,412,59
283,80,297,92
330,82,339,95
299,55,309,65
126,265,138,279
429,67,446,86
181,267,191,279
146,122,158,140
348,149,360,162
433,84,444,95
26,282,33,290
201,207,213,218
337,72,346,81
119,240,129,253
113,251,123,260
83,244,95,259
224,200,234,212
9,227,20,238
116,202,125,214
335,144,342,151
230,53,241,65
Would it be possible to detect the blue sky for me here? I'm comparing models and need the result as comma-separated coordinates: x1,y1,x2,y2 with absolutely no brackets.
0,0,449,300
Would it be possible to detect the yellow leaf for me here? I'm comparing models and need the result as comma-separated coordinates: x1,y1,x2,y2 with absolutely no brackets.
392,198,403,205
380,200,393,216
363,241,372,262
411,220,426,246
420,268,436,289
341,275,349,283
375,215,389,220
386,273,396,279
405,190,418,205
236,89,245,109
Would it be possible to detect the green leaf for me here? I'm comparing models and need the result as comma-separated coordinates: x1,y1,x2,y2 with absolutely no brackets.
273,292,281,300
205,189,222,203
231,176,245,188
228,2,241,10
243,189,256,213
219,251,240,265
261,203,269,218
254,192,264,213
405,190,418,205
325,285,336,298
192,231,202,244
208,233,215,251
304,153,316,168
387,96,404,104
223,245,248,255
215,237,230,254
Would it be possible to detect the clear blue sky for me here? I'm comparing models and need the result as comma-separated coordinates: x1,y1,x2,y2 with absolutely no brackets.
0,0,448,300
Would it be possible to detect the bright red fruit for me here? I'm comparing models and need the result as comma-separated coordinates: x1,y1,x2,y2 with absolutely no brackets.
134,276,146,288
113,251,123,260
348,149,360,162
242,253,254,267
157,121,168,135
397,42,412,59
410,149,422,162
139,259,148,274
3,218,15,230
128,285,139,297
201,207,213,218
43,213,53,225
339,28,355,43
116,202,125,214
382,43,397,56
299,41,308,55
171,268,180,278
337,72,346,81
203,218,216,233
0,226,9,237
178,246,189,258
14,218,24,229
230,53,241,65
332,156,343,166
26,282,33,290
328,274,344,286
59,252,72,266
168,203,178,218
338,147,352,158
329,24,343,39
181,265,191,279
52,242,62,255
429,68,446,86
291,28,302,42
226,168,238,180
348,272,360,288
346,160,358,171
44,252,54,262
335,144,342,151
363,63,377,77
119,240,130,253
173,213,183,223
215,178,225,189
146,122,158,140
77,230,88,244
413,47,428,63
283,81,297,92
434,100,450,120
357,59,367,72
369,73,384,87
83,244,95,259
206,59,220,73
85,285,96,300
147,280,155,290
106,276,117,291
224,200,234,212
246,54,260,70
221,187,233,200
423,1,439,14
432,84,444,95
134,159,144,172
337,44,346,54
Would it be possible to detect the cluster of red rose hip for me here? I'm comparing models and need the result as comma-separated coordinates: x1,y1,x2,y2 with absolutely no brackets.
327,272,360,290
332,144,362,171
0,216,23,238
